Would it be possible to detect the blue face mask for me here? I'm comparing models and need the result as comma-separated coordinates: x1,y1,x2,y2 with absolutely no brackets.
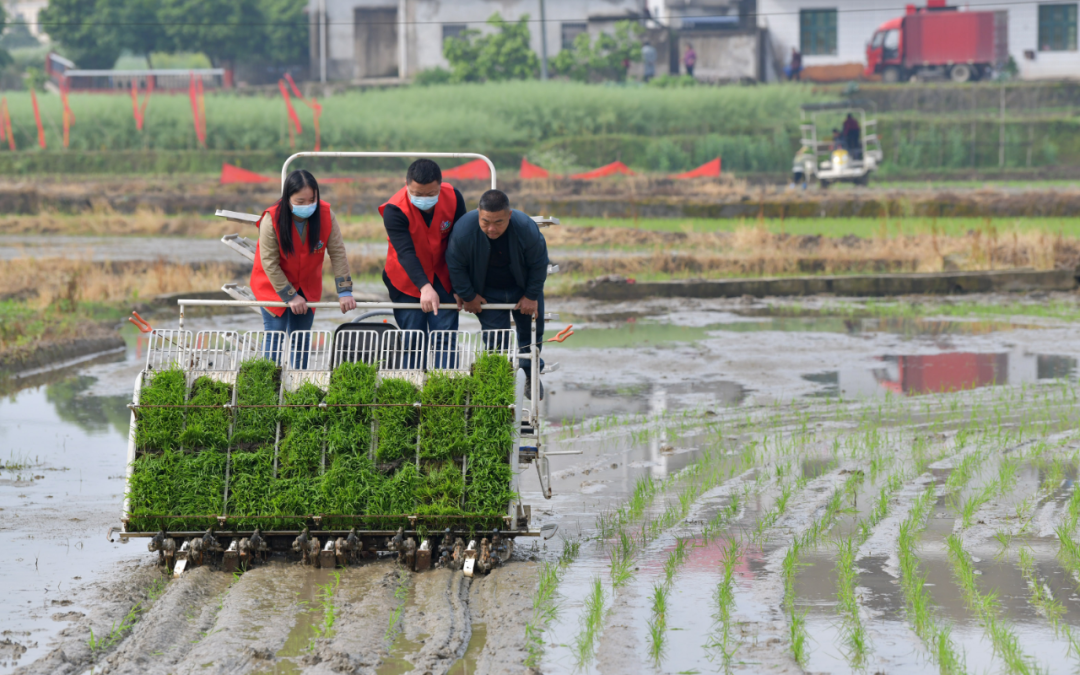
409,194,439,211
290,202,317,220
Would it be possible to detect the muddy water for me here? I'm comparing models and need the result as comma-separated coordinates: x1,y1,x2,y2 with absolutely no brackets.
5,296,1080,674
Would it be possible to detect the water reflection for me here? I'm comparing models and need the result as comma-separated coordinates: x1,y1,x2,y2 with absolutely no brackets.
558,314,1038,350
804,348,1076,397
45,375,131,435
539,379,745,426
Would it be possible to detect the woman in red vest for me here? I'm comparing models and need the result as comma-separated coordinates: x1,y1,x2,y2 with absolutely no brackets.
250,169,355,362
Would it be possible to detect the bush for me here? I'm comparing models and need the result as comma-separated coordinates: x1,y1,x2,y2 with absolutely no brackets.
551,20,643,83
414,67,452,86
443,13,538,83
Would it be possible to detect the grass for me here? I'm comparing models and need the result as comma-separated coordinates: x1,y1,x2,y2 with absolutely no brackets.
374,378,420,463
573,577,606,668
946,534,1041,675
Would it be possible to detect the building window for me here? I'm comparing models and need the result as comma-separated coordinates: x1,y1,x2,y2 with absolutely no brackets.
561,23,587,50
800,9,837,56
1039,4,1078,51
442,23,467,44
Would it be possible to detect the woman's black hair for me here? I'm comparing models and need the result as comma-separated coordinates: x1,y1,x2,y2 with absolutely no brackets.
276,169,321,257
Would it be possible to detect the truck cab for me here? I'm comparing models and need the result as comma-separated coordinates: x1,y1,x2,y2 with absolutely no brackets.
865,18,903,80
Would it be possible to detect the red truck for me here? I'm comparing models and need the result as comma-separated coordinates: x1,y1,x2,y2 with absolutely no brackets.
864,1,1008,83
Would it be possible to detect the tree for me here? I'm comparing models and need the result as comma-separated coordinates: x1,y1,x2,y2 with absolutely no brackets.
97,0,174,68
158,0,262,69
443,13,538,83
256,0,309,67
551,21,645,83
39,0,121,69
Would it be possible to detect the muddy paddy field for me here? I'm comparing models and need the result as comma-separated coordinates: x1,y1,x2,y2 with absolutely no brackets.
5,294,1080,674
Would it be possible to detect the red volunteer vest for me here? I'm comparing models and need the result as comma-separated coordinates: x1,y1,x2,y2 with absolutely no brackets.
379,183,457,298
250,201,333,317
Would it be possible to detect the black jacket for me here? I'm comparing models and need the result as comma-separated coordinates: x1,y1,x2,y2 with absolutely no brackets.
446,209,548,302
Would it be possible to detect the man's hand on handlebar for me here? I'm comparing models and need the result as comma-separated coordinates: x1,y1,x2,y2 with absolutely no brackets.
339,295,357,314
462,294,485,315
516,296,539,318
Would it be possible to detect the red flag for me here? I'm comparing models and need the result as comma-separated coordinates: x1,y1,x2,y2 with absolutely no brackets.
520,157,550,179
188,73,205,146
672,157,721,179
61,78,74,149
570,161,635,180
283,73,322,151
0,98,13,151
442,158,491,180
308,97,322,151
30,89,45,149
284,73,303,99
278,79,302,135
196,77,206,143
220,163,272,185
131,78,153,131
131,80,143,130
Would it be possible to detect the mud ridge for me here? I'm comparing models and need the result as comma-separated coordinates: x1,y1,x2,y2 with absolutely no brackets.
13,562,165,675
95,567,233,675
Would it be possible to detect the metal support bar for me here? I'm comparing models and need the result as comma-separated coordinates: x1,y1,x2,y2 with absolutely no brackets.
280,152,498,190
177,299,517,310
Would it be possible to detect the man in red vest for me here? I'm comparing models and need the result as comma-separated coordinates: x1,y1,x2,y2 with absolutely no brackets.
380,159,467,352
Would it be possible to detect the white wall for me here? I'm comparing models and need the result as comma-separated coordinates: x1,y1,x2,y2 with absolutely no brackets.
757,0,1080,80
315,0,642,80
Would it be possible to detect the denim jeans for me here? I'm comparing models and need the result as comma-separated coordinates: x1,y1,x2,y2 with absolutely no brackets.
475,285,544,375
261,306,315,368
391,278,459,369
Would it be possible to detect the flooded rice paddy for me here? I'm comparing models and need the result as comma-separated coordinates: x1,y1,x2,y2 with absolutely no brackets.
4,294,1080,673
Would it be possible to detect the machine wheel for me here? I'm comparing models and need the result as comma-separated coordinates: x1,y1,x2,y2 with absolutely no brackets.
855,174,870,187
819,179,831,190
882,67,901,84
950,64,972,83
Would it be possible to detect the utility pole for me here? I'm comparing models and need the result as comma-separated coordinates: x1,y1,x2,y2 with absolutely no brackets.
539,0,549,80
319,0,327,84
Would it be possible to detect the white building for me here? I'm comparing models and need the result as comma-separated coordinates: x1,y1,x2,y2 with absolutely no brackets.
3,0,48,40
309,0,646,83
757,0,1080,80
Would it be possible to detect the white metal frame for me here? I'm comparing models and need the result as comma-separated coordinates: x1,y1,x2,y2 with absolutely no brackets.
427,330,477,373
240,330,288,365
333,329,382,367
144,329,192,374
281,152,498,190
188,330,241,385
284,330,334,390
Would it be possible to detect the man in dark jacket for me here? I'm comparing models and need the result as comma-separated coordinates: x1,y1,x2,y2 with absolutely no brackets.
447,189,548,398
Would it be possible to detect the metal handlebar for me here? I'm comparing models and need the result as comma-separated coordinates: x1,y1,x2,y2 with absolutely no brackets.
281,152,497,190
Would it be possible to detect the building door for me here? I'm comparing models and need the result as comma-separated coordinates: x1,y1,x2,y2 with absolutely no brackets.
354,7,399,78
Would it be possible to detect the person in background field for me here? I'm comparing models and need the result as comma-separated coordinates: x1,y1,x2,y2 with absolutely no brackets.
250,169,355,365
642,39,657,82
786,47,802,81
842,113,862,159
447,189,549,399
379,159,467,354
683,43,697,77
